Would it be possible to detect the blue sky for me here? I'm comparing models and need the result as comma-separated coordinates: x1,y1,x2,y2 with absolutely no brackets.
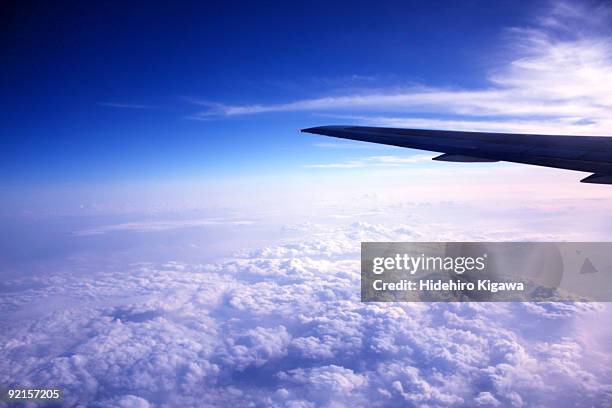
2,0,612,216
2,0,546,184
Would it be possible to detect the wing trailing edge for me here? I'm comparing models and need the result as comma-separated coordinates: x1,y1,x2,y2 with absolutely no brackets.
580,174,612,184
432,153,499,163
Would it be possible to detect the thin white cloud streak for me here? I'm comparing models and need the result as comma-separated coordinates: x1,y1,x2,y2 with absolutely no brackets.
191,2,612,135
98,102,158,109
313,141,392,150
304,154,435,169
73,218,254,236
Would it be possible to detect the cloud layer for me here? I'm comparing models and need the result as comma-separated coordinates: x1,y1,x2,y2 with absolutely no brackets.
1,221,610,407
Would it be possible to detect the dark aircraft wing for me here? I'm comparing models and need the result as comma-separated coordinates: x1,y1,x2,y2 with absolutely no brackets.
301,125,612,184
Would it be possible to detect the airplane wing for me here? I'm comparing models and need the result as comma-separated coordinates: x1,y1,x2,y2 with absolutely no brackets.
301,125,612,184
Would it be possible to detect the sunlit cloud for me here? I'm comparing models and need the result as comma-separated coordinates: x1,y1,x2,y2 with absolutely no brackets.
2,220,609,406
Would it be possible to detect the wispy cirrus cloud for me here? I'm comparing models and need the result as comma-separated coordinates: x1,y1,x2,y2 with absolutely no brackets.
313,141,392,150
98,102,158,109
304,154,435,169
190,2,612,135
73,218,254,236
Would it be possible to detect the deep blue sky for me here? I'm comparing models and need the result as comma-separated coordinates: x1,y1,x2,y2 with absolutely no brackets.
1,0,542,184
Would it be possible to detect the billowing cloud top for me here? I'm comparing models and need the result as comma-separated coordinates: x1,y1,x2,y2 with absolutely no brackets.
1,220,610,407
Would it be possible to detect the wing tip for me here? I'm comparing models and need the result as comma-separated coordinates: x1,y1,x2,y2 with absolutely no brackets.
301,125,349,135
301,127,320,134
